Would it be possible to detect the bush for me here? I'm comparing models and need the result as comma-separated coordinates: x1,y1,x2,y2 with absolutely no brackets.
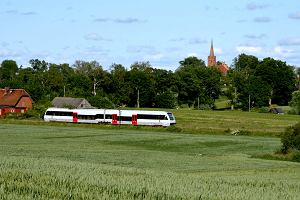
88,95,115,109
258,107,270,113
280,122,300,153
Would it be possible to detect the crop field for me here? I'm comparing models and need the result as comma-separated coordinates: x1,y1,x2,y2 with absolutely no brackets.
172,109,300,136
0,120,300,199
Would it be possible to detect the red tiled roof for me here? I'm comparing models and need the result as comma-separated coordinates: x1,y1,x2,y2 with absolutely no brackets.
218,62,229,74
0,89,30,107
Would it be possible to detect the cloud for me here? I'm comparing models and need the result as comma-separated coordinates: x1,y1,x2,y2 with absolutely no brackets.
236,45,262,54
253,17,271,23
143,53,165,61
214,48,223,54
5,10,37,16
114,18,142,24
246,2,269,10
94,18,110,22
244,34,266,39
5,10,18,14
237,19,248,23
21,11,37,16
278,38,300,46
127,45,158,54
84,33,111,41
0,42,9,47
0,48,22,57
289,11,300,19
189,38,207,45
187,53,199,57
273,46,295,56
169,38,185,42
94,17,145,24
84,46,109,56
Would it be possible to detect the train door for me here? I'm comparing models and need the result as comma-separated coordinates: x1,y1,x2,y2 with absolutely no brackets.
73,112,78,123
132,114,137,125
112,114,118,125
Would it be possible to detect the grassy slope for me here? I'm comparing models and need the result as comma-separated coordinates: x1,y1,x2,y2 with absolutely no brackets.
2,109,300,137
0,124,300,199
172,109,300,136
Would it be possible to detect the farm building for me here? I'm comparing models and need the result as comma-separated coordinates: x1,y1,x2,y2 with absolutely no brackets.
51,97,93,109
0,88,33,116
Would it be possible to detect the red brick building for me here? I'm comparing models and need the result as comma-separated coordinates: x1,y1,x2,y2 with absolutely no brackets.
207,41,229,75
0,88,33,116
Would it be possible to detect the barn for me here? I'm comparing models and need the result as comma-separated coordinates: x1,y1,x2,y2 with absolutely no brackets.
0,88,33,117
51,97,93,109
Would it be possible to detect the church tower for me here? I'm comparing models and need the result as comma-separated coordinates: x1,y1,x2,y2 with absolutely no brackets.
207,40,216,67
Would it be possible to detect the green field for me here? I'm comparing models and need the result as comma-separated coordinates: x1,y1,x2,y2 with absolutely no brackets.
1,114,300,199
172,109,300,136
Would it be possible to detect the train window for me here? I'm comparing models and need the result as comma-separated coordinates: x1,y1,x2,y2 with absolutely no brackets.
167,113,174,120
95,114,104,119
105,114,112,119
137,114,167,120
45,111,54,115
45,111,72,116
78,115,95,120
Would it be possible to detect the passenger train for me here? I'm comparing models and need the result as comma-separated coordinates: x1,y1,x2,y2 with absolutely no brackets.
44,107,176,126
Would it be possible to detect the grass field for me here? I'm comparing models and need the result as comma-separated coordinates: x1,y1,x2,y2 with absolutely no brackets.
1,120,300,199
172,109,300,136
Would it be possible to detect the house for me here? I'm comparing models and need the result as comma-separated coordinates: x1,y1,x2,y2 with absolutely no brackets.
51,97,93,109
0,88,33,116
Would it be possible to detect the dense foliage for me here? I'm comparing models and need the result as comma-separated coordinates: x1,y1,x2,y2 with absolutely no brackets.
227,54,296,110
281,122,300,154
0,53,297,110
0,58,222,109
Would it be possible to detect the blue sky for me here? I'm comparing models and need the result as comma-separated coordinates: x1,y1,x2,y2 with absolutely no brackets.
0,0,299,71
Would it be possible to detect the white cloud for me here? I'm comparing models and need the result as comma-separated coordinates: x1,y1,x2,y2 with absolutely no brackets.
214,48,223,54
253,17,271,23
187,53,198,57
143,53,165,61
246,3,269,11
236,46,262,54
84,33,111,41
289,11,300,19
278,38,300,46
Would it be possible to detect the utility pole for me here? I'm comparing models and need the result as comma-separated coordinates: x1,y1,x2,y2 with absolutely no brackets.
248,94,251,112
63,86,66,97
137,89,140,108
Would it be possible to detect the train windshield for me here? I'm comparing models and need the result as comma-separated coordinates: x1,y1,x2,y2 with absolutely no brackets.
167,112,174,120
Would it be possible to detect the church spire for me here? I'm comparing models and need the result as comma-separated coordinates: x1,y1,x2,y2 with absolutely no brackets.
208,40,216,67
210,40,214,56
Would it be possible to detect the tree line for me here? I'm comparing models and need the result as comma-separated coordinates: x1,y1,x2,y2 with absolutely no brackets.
0,54,298,110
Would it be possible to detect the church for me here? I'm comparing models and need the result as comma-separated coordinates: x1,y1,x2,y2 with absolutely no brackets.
207,41,229,75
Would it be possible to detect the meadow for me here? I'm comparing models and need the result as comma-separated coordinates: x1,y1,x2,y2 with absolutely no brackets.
1,110,300,200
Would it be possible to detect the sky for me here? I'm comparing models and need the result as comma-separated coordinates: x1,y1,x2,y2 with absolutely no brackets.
0,0,300,71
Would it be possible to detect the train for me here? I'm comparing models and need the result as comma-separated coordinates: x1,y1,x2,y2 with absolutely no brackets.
44,107,176,126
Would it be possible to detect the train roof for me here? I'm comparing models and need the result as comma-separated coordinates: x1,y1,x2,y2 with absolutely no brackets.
45,107,173,115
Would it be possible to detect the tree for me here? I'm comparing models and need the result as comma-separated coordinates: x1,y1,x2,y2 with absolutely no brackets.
128,62,156,107
0,60,19,86
289,91,300,114
110,63,132,107
176,57,221,108
230,54,295,109
255,58,296,105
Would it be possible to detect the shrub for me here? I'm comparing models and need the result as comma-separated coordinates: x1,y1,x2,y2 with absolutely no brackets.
280,122,300,153
257,107,270,113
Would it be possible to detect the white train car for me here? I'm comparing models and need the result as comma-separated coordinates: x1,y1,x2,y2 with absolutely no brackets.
44,107,176,126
